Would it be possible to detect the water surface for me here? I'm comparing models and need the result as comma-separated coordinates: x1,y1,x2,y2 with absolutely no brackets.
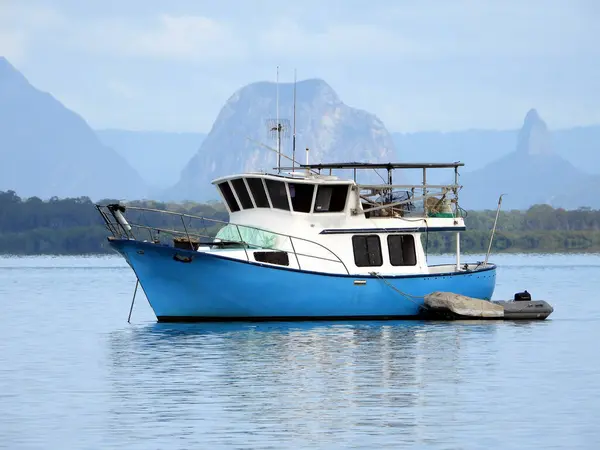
0,254,599,449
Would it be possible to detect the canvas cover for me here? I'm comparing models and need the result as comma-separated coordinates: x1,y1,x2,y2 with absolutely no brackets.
215,224,278,249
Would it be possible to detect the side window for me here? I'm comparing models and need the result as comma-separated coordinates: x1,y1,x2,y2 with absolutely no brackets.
265,179,290,210
254,251,289,266
231,178,253,209
314,185,348,212
288,183,315,213
352,235,382,267
388,235,417,266
218,182,240,212
246,178,270,208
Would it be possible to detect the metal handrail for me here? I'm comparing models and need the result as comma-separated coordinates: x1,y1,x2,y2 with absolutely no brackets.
95,204,350,274
356,181,461,218
357,183,460,190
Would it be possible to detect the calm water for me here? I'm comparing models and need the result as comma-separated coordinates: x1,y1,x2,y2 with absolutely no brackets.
0,253,599,449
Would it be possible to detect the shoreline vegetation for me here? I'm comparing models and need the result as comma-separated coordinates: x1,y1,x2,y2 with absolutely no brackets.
2,190,600,255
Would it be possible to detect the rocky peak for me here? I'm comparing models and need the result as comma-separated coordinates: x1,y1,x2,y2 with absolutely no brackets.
167,78,396,201
516,108,553,156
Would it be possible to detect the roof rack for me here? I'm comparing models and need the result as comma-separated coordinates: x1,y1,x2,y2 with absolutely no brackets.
277,162,464,170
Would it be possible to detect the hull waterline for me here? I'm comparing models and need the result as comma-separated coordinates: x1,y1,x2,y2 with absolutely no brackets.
111,239,497,322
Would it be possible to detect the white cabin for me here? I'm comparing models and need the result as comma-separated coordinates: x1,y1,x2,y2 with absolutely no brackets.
206,162,467,276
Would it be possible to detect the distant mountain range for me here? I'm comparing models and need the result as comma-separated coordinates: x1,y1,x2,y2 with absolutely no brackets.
0,57,146,200
2,55,600,209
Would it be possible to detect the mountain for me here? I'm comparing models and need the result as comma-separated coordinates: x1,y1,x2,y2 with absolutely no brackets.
0,57,147,200
553,126,600,174
165,79,396,201
392,125,600,177
96,130,206,191
459,109,599,210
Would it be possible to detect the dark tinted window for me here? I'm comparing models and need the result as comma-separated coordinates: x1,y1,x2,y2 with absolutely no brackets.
246,178,270,208
288,183,315,213
231,178,253,209
352,235,382,267
314,185,348,212
388,235,417,266
218,182,240,212
254,251,289,266
265,179,290,210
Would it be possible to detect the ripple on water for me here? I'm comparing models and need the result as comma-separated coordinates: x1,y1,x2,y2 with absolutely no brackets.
0,254,599,449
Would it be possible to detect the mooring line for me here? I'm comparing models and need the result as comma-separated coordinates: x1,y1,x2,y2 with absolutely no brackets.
369,272,428,309
127,279,139,324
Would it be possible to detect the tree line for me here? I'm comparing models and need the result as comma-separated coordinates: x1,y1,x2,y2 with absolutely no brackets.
1,190,600,254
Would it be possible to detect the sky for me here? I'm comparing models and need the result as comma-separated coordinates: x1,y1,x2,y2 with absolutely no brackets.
1,0,599,133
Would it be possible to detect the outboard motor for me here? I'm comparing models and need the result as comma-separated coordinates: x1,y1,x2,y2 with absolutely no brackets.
514,290,532,301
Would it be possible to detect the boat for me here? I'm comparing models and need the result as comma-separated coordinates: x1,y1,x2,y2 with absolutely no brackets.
96,159,497,322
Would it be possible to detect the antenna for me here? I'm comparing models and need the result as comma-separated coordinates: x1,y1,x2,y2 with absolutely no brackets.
266,118,290,160
292,69,297,173
246,137,318,174
276,66,280,173
267,119,290,137
266,66,290,173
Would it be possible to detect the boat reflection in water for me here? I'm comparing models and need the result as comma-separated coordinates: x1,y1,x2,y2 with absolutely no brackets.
105,321,499,447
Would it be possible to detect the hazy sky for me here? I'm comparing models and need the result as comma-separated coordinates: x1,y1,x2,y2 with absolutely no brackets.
1,0,598,133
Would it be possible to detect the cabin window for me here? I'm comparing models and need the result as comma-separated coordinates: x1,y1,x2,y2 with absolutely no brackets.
314,185,348,212
246,178,270,208
231,178,254,209
352,235,383,267
388,235,417,266
265,179,290,210
254,251,289,266
218,182,240,212
288,183,315,213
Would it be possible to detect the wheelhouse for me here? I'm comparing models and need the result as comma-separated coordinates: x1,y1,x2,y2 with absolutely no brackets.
212,161,465,224
213,174,353,215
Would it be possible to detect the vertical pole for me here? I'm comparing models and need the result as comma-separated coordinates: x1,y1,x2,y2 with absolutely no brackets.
236,224,249,262
422,168,427,216
456,232,461,271
454,165,459,216
305,147,310,175
289,237,301,270
387,167,392,204
292,69,297,172
276,65,281,173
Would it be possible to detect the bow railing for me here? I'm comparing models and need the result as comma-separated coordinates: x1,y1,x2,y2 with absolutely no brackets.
95,204,350,274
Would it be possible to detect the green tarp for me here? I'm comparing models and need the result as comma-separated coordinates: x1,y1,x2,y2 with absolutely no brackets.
215,224,278,249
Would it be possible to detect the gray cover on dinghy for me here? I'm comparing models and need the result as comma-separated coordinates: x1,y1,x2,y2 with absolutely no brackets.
424,292,505,318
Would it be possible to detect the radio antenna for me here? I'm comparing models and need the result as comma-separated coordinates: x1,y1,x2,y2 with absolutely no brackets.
276,66,281,173
292,69,297,172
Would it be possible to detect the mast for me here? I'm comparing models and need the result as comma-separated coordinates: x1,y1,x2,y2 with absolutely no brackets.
292,69,297,173
276,65,281,173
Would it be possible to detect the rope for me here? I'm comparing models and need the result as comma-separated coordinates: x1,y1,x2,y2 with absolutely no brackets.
369,271,429,309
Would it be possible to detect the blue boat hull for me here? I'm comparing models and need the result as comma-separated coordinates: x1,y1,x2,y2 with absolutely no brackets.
110,239,496,322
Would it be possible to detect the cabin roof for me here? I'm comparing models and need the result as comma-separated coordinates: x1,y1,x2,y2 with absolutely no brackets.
211,172,354,185
277,161,465,170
